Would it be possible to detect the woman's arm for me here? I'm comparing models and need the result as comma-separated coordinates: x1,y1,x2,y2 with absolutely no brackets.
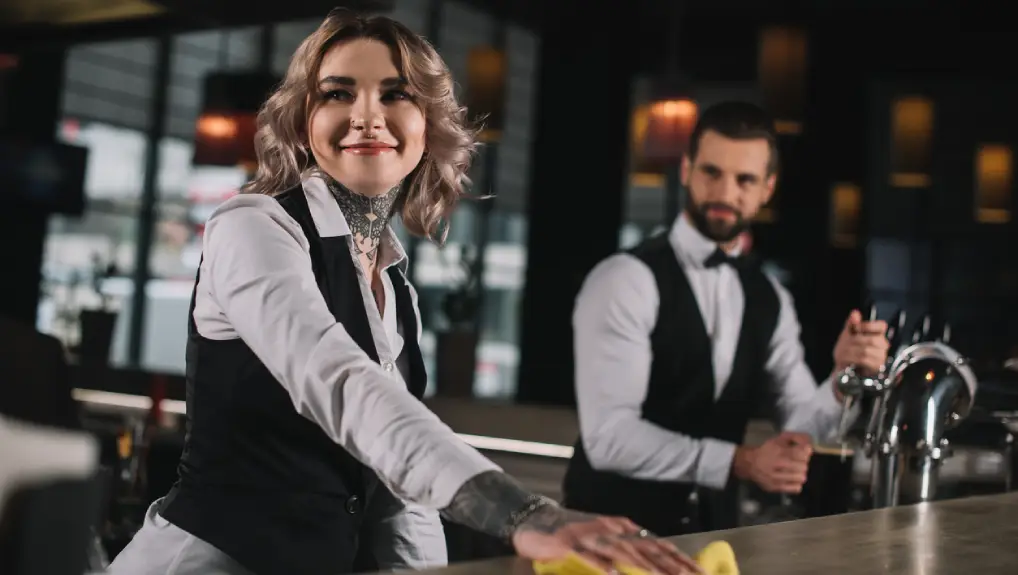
360,483,447,570
202,195,498,511
202,195,702,573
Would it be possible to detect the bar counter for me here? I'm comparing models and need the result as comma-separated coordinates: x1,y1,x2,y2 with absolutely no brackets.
403,493,1018,574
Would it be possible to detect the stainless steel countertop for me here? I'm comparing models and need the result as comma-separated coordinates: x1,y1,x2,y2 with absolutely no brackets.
405,493,1018,574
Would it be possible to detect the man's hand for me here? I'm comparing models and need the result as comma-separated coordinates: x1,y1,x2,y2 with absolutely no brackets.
512,507,702,574
732,432,812,494
833,309,890,377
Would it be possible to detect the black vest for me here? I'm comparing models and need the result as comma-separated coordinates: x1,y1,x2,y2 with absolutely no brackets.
562,234,780,536
159,185,427,575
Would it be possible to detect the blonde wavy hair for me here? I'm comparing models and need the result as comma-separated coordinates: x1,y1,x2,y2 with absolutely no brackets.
243,10,478,242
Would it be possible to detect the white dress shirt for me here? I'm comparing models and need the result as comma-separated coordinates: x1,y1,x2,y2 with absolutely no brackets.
141,175,496,571
573,214,849,491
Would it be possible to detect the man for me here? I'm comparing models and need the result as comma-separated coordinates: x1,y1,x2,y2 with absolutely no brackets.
562,101,889,537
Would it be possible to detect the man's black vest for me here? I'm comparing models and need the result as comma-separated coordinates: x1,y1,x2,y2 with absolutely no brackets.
159,185,428,575
562,234,780,537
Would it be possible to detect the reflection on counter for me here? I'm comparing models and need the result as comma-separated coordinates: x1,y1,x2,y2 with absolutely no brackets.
396,493,1018,575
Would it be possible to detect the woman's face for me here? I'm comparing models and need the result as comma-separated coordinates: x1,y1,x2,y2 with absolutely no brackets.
308,38,426,197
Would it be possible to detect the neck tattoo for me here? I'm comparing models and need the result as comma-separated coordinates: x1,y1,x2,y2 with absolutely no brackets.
325,176,401,265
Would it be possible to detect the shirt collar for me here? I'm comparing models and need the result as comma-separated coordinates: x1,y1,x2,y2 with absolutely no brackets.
668,212,742,269
300,174,409,273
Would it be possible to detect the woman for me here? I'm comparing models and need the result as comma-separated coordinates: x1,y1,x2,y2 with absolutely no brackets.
108,11,699,575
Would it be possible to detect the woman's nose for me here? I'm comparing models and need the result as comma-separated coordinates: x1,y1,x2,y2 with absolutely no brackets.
350,98,385,131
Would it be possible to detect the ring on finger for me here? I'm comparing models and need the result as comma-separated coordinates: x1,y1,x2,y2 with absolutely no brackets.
620,528,652,540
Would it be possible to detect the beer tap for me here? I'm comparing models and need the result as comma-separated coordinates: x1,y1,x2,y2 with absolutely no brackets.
835,304,888,448
856,309,908,454
888,309,908,355
831,304,978,509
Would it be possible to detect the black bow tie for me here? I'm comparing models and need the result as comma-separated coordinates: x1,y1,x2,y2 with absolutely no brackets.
704,248,743,269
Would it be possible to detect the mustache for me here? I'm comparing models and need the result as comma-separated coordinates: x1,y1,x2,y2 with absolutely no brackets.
699,202,741,218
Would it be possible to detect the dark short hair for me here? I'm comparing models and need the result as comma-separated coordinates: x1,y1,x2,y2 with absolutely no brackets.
687,101,779,174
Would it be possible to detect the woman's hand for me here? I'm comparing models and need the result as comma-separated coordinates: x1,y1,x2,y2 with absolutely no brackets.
440,471,700,573
511,506,702,574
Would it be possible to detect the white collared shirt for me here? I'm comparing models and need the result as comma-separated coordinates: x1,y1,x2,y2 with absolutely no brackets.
573,214,849,490
191,174,498,512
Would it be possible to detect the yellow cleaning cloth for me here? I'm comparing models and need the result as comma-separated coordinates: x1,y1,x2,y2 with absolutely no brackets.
533,540,738,575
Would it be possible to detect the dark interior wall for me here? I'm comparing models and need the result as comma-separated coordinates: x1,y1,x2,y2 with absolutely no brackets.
866,78,1018,364
0,48,65,326
514,0,653,405
851,6,1018,364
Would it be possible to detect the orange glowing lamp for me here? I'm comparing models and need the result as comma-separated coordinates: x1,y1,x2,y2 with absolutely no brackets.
193,71,279,171
642,97,698,163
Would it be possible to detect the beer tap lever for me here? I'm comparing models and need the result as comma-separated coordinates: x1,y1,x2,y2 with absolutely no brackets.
835,303,885,445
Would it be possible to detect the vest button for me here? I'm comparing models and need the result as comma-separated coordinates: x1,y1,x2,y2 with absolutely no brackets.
382,361,394,372
345,495,361,514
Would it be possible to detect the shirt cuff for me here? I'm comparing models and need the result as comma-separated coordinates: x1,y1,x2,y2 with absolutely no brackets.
815,376,845,419
422,449,502,510
696,438,738,490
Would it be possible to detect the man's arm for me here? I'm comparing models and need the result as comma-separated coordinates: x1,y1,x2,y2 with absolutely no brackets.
572,255,737,490
763,277,855,442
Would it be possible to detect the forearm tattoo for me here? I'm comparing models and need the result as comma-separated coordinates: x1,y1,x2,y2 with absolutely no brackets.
441,470,565,539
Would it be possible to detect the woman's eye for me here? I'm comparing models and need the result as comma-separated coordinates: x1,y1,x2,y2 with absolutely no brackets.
323,90,353,101
383,90,413,102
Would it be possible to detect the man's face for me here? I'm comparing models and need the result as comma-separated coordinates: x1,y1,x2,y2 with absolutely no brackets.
681,129,777,243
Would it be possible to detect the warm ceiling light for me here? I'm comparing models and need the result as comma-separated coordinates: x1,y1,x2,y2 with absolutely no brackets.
642,97,698,163
758,25,807,134
890,96,934,187
651,98,697,121
830,182,862,248
193,72,278,169
975,144,1012,223
196,115,238,140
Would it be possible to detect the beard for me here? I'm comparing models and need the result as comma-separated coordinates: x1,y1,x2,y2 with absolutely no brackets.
685,196,749,243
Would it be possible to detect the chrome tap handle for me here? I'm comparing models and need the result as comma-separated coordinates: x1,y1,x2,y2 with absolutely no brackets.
887,309,907,352
912,314,932,344
867,303,879,322
834,303,889,448
862,303,888,382
835,305,889,398
836,394,856,444
834,364,886,452
938,321,952,344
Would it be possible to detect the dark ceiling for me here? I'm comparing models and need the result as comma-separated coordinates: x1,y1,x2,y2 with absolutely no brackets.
0,0,1009,82
0,0,166,26
0,0,538,51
